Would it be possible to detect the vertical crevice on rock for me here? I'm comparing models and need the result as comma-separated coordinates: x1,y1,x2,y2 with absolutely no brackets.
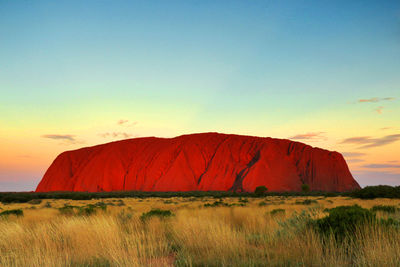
229,150,260,192
197,136,230,184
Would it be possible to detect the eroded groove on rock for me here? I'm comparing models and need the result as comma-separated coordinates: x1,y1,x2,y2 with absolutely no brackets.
229,150,261,192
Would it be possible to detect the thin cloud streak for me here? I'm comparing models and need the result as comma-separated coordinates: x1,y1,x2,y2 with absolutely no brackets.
342,152,366,158
352,170,400,187
117,119,129,125
99,132,133,139
341,134,400,149
363,164,400,169
117,119,138,127
289,132,326,141
358,97,395,103
347,159,365,163
375,106,384,114
41,134,76,141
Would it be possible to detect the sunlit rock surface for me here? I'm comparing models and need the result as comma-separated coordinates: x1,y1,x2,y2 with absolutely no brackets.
36,133,360,192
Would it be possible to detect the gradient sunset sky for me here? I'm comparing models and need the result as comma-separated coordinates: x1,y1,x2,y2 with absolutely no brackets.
1,0,399,191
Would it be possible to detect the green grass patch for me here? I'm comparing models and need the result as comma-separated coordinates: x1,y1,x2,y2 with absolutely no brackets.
0,209,23,217
258,201,268,206
295,199,318,205
312,205,375,240
371,205,398,213
270,208,285,215
140,209,174,221
58,203,107,216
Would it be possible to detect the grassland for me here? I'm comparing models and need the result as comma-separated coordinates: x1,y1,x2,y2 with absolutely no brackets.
1,196,400,267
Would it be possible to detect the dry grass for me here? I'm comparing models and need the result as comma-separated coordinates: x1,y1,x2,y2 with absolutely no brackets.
1,196,400,266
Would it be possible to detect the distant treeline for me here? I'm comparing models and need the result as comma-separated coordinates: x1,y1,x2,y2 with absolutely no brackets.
350,185,400,199
0,190,344,204
1,186,399,203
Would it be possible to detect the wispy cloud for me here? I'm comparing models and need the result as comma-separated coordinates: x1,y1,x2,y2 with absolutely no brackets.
341,136,370,144
375,106,384,114
341,134,400,149
99,132,133,139
42,134,76,142
380,127,393,130
289,132,326,141
341,152,366,164
117,119,138,127
347,159,365,163
358,97,395,103
363,164,400,169
41,134,83,145
357,97,395,114
117,119,129,125
341,152,366,158
352,170,400,187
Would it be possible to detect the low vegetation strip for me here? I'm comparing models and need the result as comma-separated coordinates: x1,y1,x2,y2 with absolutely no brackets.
0,190,345,204
3,185,400,204
350,185,400,199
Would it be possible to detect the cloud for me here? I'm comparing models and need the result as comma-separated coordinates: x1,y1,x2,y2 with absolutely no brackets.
42,134,75,141
358,97,395,103
341,152,365,164
346,159,365,163
375,106,384,114
380,127,393,130
341,136,370,144
99,132,133,139
117,119,138,127
341,152,366,158
341,134,400,149
41,134,76,142
363,164,400,169
0,169,42,192
289,132,326,141
357,97,395,114
352,170,400,187
41,134,85,145
0,180,39,192
117,119,129,125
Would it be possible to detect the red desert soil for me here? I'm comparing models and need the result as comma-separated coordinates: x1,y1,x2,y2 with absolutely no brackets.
36,132,360,192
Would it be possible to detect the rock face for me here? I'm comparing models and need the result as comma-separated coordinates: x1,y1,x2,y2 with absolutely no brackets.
36,133,360,192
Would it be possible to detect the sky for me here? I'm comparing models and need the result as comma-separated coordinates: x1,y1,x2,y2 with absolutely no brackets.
1,0,399,191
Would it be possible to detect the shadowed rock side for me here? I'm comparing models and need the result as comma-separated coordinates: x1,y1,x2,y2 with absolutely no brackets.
36,133,360,192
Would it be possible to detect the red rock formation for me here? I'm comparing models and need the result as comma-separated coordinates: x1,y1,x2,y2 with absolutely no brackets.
35,133,360,192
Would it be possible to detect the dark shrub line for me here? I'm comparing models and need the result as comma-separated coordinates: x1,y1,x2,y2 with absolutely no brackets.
0,209,23,217
3,185,400,204
0,190,346,204
350,185,400,199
